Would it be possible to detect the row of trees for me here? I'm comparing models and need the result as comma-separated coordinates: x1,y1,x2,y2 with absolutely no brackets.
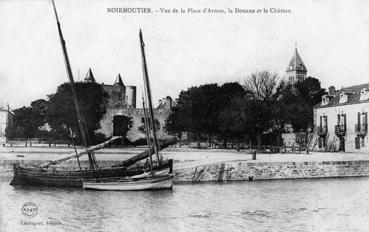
165,71,325,149
7,82,110,146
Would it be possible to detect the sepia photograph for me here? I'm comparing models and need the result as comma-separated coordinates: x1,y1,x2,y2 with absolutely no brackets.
0,0,368,231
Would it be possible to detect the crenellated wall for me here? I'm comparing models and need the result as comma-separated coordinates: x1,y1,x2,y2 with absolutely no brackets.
98,108,173,141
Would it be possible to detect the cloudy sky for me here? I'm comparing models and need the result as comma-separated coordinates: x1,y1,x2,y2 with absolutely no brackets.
0,0,368,109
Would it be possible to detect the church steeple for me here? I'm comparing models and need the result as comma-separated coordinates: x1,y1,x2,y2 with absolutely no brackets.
286,45,307,84
114,73,124,86
84,68,96,83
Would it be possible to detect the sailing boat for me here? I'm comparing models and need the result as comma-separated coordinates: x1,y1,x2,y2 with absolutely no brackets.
10,0,174,188
82,29,174,191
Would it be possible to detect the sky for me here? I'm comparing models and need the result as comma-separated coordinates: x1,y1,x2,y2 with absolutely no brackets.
0,0,368,109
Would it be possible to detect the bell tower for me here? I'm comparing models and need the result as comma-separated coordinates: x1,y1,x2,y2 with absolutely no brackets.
286,44,307,85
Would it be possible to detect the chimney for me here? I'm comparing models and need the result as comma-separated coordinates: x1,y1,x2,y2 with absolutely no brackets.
328,86,335,96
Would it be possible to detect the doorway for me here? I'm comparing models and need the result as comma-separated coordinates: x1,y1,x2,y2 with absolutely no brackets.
113,115,125,136
339,137,345,152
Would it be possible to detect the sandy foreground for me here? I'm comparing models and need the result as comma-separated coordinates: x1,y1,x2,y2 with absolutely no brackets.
1,145,369,170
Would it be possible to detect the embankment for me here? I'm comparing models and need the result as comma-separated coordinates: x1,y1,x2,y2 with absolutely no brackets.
2,159,369,183
174,160,369,183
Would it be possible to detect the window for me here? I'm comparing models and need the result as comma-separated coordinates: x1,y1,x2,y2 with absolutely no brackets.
355,137,360,149
360,88,369,101
318,137,326,148
321,95,330,106
339,93,348,104
337,113,346,126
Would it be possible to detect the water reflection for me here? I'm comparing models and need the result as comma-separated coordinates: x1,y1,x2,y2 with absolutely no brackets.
1,177,369,232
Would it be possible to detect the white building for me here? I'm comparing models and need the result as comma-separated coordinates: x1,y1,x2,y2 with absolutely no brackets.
314,84,369,152
0,105,14,143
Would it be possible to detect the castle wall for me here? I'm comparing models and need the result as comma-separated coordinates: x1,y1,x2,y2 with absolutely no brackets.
99,108,173,141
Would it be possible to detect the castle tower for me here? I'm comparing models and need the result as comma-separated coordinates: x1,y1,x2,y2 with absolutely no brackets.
84,68,96,83
110,73,126,107
114,74,124,86
286,46,307,85
125,86,137,108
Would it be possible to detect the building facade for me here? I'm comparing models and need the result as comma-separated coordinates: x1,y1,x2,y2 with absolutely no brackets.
314,84,369,153
0,105,14,143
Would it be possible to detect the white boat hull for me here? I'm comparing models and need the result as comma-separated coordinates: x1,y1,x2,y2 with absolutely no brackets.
83,175,173,191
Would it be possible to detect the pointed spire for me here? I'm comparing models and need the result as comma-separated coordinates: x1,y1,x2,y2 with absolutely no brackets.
287,45,307,72
84,68,96,83
114,73,124,86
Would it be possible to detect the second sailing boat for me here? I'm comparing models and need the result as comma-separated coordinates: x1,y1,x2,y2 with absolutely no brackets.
82,30,174,191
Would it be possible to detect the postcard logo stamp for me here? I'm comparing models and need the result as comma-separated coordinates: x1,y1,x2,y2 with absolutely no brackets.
22,202,38,218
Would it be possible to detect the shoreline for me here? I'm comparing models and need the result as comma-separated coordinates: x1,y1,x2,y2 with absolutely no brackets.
1,147,369,183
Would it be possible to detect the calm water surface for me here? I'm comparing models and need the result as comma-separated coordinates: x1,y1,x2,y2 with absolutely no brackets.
1,177,369,232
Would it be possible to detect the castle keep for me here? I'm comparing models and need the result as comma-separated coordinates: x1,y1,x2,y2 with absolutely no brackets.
84,68,137,108
83,68,173,141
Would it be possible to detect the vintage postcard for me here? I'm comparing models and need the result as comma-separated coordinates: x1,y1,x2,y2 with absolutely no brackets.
0,0,368,231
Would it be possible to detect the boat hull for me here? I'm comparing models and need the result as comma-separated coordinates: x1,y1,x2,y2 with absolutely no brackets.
83,175,173,191
10,159,173,188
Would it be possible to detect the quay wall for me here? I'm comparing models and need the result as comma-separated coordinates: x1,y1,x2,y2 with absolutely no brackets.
2,160,369,182
175,160,369,183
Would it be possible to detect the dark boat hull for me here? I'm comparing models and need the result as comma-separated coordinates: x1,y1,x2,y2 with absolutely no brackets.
10,159,173,188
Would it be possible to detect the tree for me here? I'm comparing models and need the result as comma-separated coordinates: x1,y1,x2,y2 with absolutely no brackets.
217,82,246,148
165,82,247,149
243,71,279,147
295,76,326,107
218,95,246,150
46,82,109,145
244,70,279,101
164,106,185,146
11,107,42,146
113,115,133,137
165,84,223,147
275,77,326,132
31,99,48,121
112,115,133,146
138,117,160,134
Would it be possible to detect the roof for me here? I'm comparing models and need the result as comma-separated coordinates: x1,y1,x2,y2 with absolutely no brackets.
314,83,369,109
84,68,96,83
286,48,307,72
0,106,14,115
114,74,124,86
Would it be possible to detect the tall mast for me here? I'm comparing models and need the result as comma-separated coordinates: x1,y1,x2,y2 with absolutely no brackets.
51,0,97,169
142,94,153,173
139,29,161,164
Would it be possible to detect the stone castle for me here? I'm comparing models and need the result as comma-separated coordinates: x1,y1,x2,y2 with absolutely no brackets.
83,68,173,141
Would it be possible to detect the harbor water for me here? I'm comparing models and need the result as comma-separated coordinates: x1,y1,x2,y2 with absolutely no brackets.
1,177,369,232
